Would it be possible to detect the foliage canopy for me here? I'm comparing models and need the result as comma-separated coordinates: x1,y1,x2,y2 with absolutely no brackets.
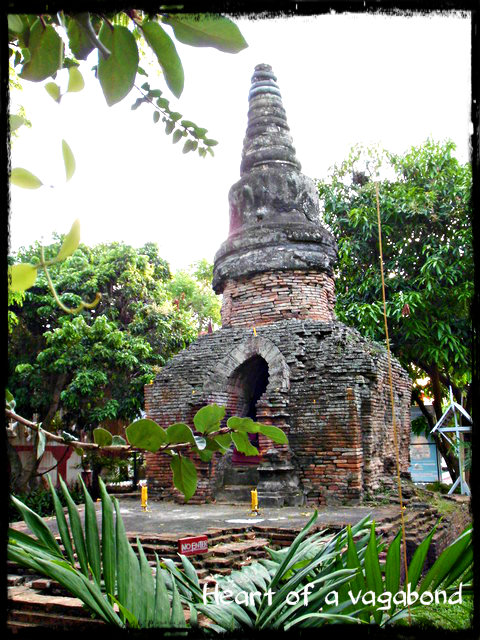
317,140,472,478
8,239,219,431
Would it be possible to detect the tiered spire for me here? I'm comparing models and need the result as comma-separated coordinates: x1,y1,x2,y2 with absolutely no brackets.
240,64,301,175
212,64,337,294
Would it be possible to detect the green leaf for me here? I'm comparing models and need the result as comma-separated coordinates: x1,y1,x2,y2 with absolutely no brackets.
162,14,248,53
8,263,38,292
98,478,116,603
142,21,184,98
153,110,160,123
110,595,138,627
343,526,368,621
67,66,85,92
204,138,218,146
170,454,197,501
79,476,101,585
58,475,89,577
47,475,75,565
170,574,187,628
6,389,16,410
172,128,182,143
112,435,127,446
8,546,122,626
8,15,25,33
407,522,438,590
10,167,43,189
206,433,231,453
10,495,63,558
126,418,167,452
193,404,225,434
20,20,64,81
166,422,195,445
62,139,76,181
258,423,288,444
183,139,195,153
67,17,95,60
114,498,142,622
98,24,139,106
231,431,259,457
364,522,383,624
227,416,259,433
36,430,46,459
45,82,61,102
179,553,201,590
93,427,113,446
385,529,401,602
136,538,155,626
10,114,26,131
20,47,31,65
55,219,80,262
153,555,171,627
418,528,471,595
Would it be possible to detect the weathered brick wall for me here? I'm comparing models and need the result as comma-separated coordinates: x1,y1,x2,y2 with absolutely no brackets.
144,320,411,506
221,270,336,327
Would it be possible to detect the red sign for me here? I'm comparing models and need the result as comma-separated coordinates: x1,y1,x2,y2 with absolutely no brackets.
177,535,208,556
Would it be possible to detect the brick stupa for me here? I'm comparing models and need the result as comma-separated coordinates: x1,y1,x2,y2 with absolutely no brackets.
144,64,411,506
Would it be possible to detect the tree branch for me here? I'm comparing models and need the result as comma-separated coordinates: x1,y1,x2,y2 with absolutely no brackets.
411,388,435,430
6,409,234,456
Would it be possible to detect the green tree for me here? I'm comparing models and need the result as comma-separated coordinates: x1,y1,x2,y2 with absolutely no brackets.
8,239,199,431
317,140,472,481
167,259,221,332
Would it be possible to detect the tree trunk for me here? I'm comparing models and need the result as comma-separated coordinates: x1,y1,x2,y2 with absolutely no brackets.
413,365,459,482
90,458,104,501
43,372,68,429
8,433,42,494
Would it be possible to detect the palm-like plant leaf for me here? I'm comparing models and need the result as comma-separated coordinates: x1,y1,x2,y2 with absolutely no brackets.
10,494,63,558
98,477,116,602
47,474,75,564
8,476,188,630
79,475,101,584
58,474,89,577
8,480,473,632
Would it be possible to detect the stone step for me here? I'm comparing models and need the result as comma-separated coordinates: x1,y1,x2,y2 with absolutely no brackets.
255,530,295,544
209,538,270,557
128,529,257,549
216,485,258,502
8,586,104,619
223,466,260,486
7,620,45,633
7,607,104,629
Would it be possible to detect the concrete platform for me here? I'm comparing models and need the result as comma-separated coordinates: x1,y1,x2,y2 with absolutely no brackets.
11,496,399,538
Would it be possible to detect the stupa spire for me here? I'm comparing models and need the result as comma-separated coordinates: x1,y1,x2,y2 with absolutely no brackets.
240,64,301,175
212,64,337,295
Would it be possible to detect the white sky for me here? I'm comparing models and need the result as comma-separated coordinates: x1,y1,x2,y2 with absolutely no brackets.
8,12,471,271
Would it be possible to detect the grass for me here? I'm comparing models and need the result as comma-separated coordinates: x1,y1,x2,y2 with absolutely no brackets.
408,591,473,630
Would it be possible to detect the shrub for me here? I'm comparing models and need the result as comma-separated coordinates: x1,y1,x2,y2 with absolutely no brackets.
9,481,84,522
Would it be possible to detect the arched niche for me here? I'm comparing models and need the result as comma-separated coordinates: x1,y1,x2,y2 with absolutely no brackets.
204,335,290,395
